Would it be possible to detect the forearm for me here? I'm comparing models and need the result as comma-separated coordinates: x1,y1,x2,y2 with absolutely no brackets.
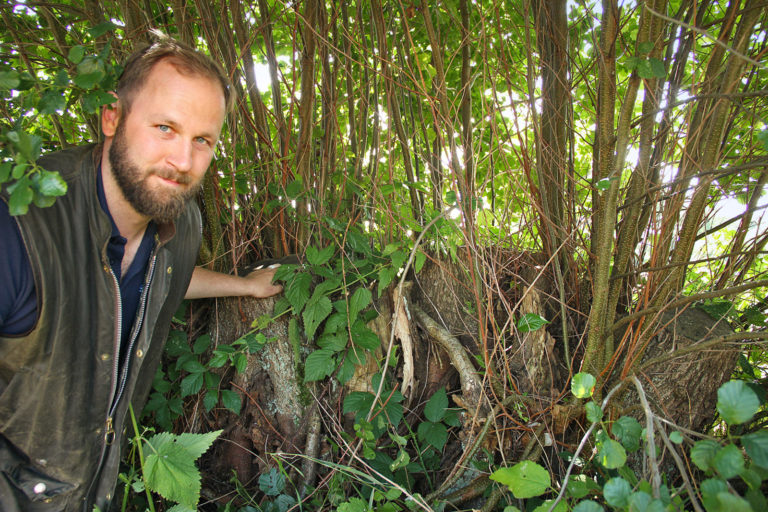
185,266,282,300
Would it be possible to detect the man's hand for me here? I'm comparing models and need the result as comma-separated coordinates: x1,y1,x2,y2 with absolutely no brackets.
185,265,283,300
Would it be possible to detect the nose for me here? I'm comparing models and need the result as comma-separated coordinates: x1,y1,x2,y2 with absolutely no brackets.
167,138,193,173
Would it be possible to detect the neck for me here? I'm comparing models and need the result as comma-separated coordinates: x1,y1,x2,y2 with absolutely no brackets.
101,141,151,243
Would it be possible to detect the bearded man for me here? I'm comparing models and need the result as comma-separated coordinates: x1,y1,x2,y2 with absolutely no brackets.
0,34,282,511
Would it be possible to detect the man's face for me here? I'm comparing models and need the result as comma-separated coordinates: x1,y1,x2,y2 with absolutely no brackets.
106,59,226,223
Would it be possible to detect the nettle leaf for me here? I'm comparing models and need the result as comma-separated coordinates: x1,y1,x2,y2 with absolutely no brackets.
349,286,372,321
304,348,336,382
144,433,208,508
306,244,334,266
303,296,332,340
603,477,632,508
571,372,596,399
424,387,448,423
174,430,222,460
517,313,549,333
713,443,745,479
742,430,768,468
597,438,627,469
418,421,448,450
490,460,551,499
285,272,312,314
691,440,722,471
317,332,347,352
717,380,760,425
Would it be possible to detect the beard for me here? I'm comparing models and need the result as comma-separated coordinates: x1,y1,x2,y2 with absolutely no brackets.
108,124,202,224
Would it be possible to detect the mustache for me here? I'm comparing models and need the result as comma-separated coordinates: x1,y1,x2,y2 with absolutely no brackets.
152,168,194,185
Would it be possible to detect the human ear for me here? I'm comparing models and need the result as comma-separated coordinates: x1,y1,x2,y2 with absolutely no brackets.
101,92,121,137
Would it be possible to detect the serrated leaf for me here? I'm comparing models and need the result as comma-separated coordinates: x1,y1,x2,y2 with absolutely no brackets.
144,434,202,508
304,348,336,382
203,391,218,412
349,286,372,321
414,250,427,273
233,352,247,374
220,389,242,415
350,321,380,350
691,440,722,471
742,430,768,468
598,438,627,469
713,443,744,479
303,296,332,340
378,266,397,296
180,372,203,397
306,244,334,266
718,380,760,425
604,477,632,508
193,334,211,354
258,468,286,496
586,401,603,423
571,372,596,398
518,313,549,333
285,272,311,314
490,461,551,499
174,430,222,460
417,421,447,450
649,58,665,78
337,354,356,384
424,387,448,423
343,391,374,417
317,332,347,352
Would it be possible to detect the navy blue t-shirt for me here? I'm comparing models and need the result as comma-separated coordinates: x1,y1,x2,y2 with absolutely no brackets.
0,166,156,345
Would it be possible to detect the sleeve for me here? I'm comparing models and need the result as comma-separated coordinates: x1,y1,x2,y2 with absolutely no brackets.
0,200,37,336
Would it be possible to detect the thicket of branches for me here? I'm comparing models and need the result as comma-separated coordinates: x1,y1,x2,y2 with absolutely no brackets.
2,1,768,510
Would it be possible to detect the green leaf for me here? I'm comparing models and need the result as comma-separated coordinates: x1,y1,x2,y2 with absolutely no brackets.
0,70,21,90
174,430,222,460
565,474,599,499
598,438,627,469
336,354,356,384
532,500,568,512
670,431,683,444
489,460,551,499
571,372,596,399
180,372,204,397
338,497,370,512
390,449,411,471
144,433,202,508
232,353,247,374
585,401,603,423
87,21,118,38
637,41,655,54
649,58,666,78
718,380,760,425
378,266,397,296
414,250,427,273
38,90,66,114
691,440,722,471
8,181,33,216
304,348,336,382
613,416,643,452
350,320,380,350
193,334,211,354
757,130,768,152
306,244,334,266
68,45,86,64
349,287,372,321
317,333,347,352
285,178,303,199
742,430,768,468
604,477,632,508
572,501,604,512
285,272,312,314
0,162,12,183
343,391,374,417
701,478,728,511
424,387,449,423
715,492,754,512
203,391,218,412
36,170,67,197
713,443,745,479
303,296,332,340
220,389,241,415
517,313,549,333
14,131,43,162
417,421,448,450
258,468,286,496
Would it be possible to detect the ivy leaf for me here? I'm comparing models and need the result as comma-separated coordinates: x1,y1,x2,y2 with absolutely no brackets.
742,430,768,468
490,460,551,499
144,433,202,508
571,372,596,399
424,387,448,423
303,296,332,340
417,421,448,450
304,348,336,382
517,313,549,333
603,477,632,508
717,380,760,425
597,438,627,469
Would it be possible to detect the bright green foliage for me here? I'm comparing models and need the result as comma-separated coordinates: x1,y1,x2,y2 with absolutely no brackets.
490,460,551,499
717,380,761,425
571,372,597,399
143,430,221,509
517,313,550,333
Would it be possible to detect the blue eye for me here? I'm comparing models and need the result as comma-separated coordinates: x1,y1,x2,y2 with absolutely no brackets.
158,125,170,133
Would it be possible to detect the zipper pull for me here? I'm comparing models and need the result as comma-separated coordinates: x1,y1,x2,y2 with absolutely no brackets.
105,417,115,445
